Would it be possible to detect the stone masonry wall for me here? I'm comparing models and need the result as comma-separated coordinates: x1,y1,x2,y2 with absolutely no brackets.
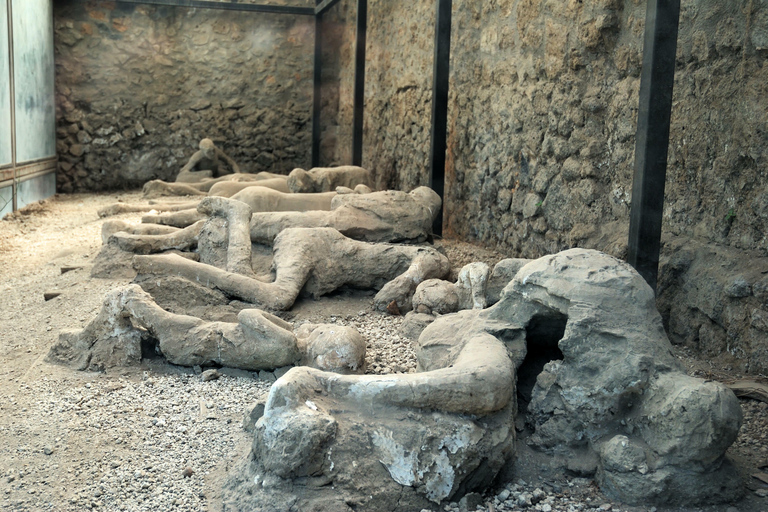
354,0,435,191
316,0,355,166
445,0,644,258
324,0,355,166
340,0,768,372
54,0,317,191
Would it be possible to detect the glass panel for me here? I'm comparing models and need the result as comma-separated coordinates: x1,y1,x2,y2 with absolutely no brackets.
16,171,54,209
0,183,11,217
12,0,54,163
0,0,12,167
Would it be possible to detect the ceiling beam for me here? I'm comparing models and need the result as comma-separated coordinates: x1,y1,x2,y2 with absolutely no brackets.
315,0,341,16
112,0,315,15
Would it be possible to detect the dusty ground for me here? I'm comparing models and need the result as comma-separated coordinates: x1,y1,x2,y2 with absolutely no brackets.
0,192,767,512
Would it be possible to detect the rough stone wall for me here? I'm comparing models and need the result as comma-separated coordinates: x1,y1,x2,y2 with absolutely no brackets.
353,0,435,191
54,1,316,192
445,0,644,257
667,1,768,253
317,0,355,166
342,0,768,371
351,0,768,258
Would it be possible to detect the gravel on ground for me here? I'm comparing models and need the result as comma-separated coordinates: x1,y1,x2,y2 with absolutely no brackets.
0,192,766,512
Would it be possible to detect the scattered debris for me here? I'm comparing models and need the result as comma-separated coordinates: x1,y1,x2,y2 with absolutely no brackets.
201,369,221,382
727,379,768,403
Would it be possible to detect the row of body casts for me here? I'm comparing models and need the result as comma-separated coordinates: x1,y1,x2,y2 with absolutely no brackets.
48,138,744,511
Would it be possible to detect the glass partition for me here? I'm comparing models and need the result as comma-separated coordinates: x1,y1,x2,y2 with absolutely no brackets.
0,0,12,167
11,0,54,164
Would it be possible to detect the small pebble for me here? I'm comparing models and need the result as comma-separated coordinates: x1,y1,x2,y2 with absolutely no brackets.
201,369,221,382
182,467,194,478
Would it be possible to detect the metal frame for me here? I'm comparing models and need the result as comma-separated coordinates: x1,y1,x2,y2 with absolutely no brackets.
114,0,314,15
2,0,59,212
5,0,17,210
311,0,366,168
316,0,342,16
351,0,367,166
428,0,451,236
627,0,681,292
0,158,57,189
311,0,323,167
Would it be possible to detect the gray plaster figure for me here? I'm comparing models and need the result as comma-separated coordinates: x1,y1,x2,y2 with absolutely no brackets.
132,226,450,312
411,258,534,316
98,172,291,217
224,249,742,511
103,187,441,259
287,165,373,193
142,174,289,200
248,186,442,244
102,219,205,254
124,196,450,311
100,188,342,228
403,258,532,338
97,191,449,311
144,186,372,228
48,284,366,374
176,138,240,182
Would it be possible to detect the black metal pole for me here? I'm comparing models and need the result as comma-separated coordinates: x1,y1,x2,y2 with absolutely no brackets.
315,0,342,16
428,0,451,236
627,0,681,292
113,0,315,15
311,0,323,168
352,0,367,166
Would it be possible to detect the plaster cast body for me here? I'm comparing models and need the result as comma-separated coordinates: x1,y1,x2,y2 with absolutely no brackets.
48,284,366,374
118,196,450,311
249,186,441,244
176,138,240,181
141,189,339,228
287,165,373,193
228,249,742,511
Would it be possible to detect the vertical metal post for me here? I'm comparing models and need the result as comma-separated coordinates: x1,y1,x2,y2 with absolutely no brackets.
428,0,451,236
627,0,681,292
7,0,16,211
311,0,323,168
351,0,367,166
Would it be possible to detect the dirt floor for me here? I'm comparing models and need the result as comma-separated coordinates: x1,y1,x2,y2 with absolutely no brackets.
0,192,767,512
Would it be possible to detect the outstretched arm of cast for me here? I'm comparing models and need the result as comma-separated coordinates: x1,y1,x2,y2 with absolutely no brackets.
266,331,514,416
